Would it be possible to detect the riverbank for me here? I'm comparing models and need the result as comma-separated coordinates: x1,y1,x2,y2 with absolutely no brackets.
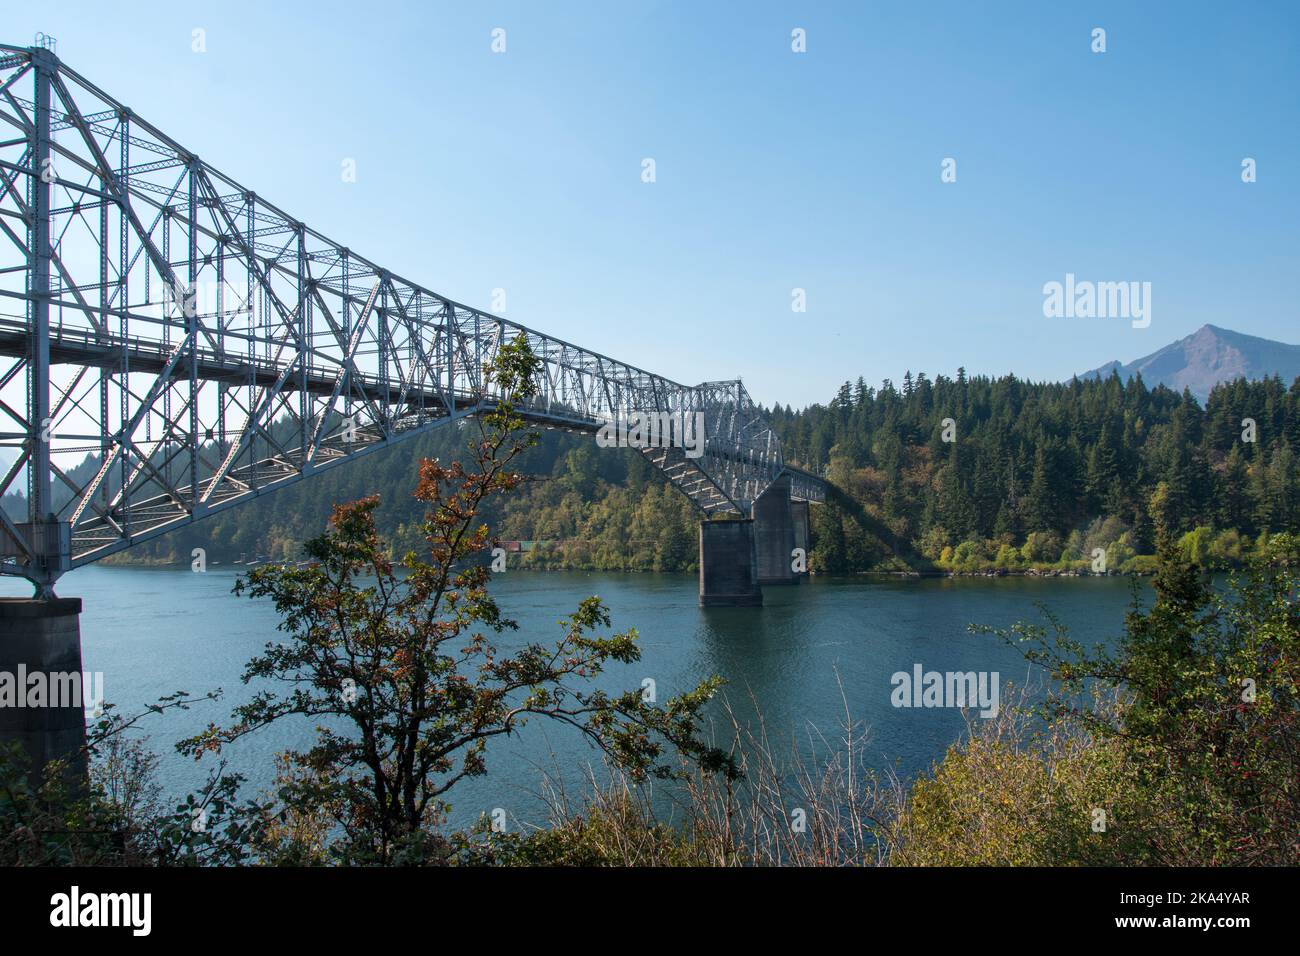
102,555,1258,578
859,566,1154,578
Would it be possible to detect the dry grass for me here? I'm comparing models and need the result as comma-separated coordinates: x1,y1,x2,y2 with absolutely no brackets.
526,679,909,866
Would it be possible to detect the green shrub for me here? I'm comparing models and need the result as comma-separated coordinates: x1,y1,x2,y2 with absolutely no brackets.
994,544,1022,570
917,526,952,561
1119,553,1159,574
1021,531,1064,564
1105,532,1136,571
946,540,1300,866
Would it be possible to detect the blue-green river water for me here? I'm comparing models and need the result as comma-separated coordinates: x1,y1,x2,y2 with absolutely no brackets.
2,567,1148,831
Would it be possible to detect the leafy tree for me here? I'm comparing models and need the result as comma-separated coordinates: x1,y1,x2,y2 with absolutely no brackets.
965,533,1300,864
183,337,734,863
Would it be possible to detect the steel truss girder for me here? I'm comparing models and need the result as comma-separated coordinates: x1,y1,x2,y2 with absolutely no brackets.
0,44,824,591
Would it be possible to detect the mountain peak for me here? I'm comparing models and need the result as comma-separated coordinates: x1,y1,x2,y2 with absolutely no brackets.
1080,325,1300,400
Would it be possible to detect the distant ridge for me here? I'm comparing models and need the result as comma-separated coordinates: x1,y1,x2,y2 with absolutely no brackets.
1078,324,1300,401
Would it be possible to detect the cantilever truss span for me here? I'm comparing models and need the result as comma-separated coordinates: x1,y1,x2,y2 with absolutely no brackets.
0,44,824,593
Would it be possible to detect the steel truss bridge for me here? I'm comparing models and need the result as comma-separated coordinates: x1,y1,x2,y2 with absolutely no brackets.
0,43,824,596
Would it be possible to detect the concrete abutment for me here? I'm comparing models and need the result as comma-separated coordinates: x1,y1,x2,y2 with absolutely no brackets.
0,597,88,784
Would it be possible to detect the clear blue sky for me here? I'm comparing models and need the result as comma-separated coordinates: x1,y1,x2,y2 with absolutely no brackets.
12,1,1298,407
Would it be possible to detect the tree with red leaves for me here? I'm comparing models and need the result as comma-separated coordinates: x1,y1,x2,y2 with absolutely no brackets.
183,335,733,864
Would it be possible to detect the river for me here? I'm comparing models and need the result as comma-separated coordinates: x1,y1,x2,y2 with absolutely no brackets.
1,566,1148,832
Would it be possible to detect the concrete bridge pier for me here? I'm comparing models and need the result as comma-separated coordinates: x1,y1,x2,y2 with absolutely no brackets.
754,475,798,586
0,598,88,785
791,498,811,580
699,519,762,606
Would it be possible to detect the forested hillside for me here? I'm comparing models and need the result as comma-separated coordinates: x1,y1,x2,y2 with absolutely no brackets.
90,369,1300,574
773,370,1300,572
91,422,695,571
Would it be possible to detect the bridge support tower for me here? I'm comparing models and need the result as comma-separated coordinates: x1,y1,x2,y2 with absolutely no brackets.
0,598,88,785
754,475,798,586
698,519,762,607
790,497,811,581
